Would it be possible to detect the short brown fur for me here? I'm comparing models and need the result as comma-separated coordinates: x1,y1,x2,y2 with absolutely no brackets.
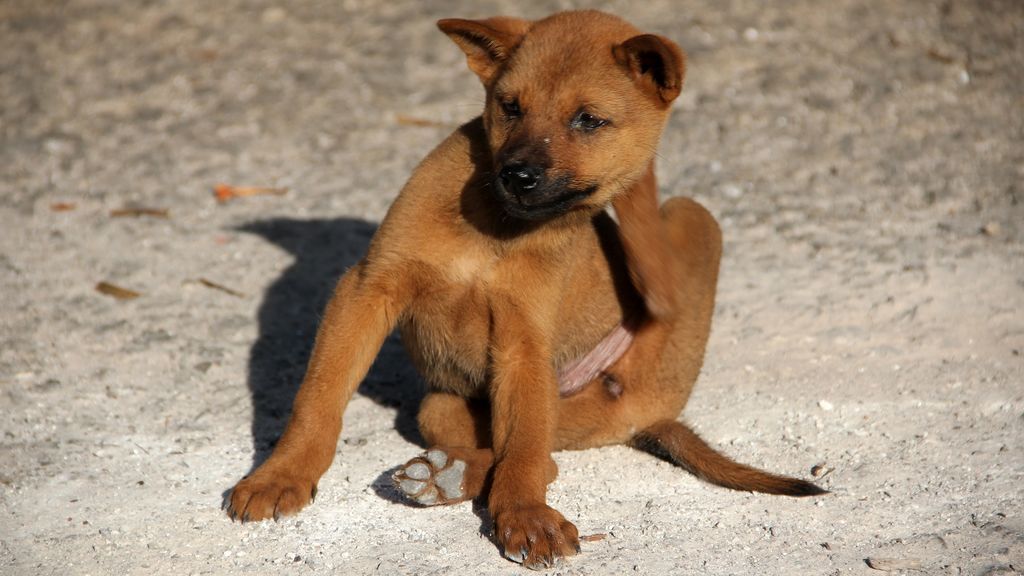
226,10,824,570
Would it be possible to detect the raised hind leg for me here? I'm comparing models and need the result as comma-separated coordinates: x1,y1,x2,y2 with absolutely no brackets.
560,195,823,495
554,195,723,451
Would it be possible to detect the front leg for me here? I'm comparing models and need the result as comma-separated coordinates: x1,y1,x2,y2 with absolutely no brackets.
226,262,408,521
487,297,580,569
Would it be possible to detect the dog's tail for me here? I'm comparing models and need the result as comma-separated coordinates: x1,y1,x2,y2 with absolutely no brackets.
628,419,827,497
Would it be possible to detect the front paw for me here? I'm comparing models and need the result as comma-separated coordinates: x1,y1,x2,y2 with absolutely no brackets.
494,504,580,570
224,469,317,522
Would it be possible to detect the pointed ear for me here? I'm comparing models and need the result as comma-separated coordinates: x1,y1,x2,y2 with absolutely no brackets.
613,34,686,105
437,17,531,84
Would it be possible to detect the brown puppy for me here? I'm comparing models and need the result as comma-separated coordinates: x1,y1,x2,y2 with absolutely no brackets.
226,10,825,570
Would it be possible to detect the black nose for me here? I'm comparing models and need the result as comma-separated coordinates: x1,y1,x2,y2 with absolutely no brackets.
499,163,542,196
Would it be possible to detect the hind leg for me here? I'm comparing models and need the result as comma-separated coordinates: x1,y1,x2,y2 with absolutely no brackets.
394,391,494,505
395,391,561,505
557,198,821,495
555,196,722,450
649,196,722,409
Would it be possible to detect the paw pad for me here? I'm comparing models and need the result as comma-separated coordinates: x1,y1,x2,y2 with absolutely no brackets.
393,449,468,506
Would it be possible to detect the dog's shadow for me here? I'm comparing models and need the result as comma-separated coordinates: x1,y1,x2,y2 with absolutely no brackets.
237,217,425,473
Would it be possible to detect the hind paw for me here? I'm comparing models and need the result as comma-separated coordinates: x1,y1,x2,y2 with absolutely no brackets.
393,449,469,506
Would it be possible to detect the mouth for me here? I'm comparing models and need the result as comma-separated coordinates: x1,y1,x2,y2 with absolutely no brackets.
495,180,598,221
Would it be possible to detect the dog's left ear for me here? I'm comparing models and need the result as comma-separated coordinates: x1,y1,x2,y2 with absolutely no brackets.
613,34,686,106
437,17,532,84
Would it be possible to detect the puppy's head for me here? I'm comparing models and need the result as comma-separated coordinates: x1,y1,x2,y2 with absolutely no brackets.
439,10,685,222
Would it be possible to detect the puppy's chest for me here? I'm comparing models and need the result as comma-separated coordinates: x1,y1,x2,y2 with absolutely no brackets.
399,253,500,388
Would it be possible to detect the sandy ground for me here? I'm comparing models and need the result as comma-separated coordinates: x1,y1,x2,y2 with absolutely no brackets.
1,0,1022,574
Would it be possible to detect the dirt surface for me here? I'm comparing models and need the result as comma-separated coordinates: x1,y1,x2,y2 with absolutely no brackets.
2,1,1022,574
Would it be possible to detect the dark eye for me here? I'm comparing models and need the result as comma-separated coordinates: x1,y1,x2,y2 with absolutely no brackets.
500,99,521,119
572,110,607,132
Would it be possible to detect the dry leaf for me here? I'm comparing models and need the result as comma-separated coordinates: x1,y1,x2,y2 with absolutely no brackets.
110,208,169,219
197,278,245,298
926,49,955,65
96,281,141,300
580,533,607,543
213,183,288,203
50,202,77,212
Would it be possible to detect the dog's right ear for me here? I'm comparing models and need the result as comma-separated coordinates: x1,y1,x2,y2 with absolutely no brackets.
437,17,531,84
